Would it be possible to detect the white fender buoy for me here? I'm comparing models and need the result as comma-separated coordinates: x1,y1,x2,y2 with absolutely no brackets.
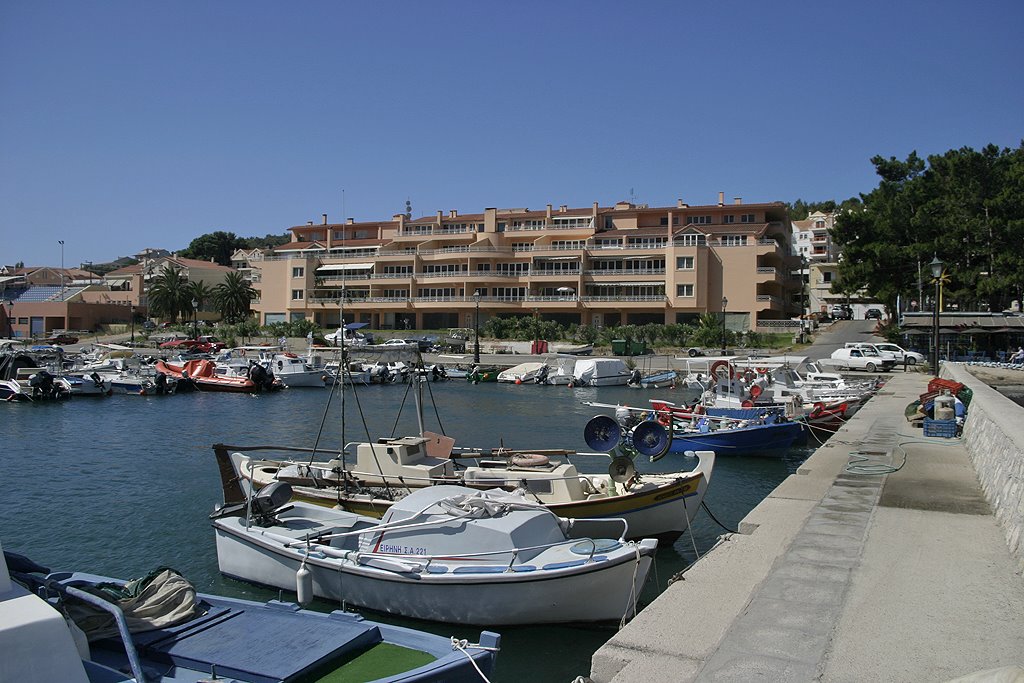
296,559,313,606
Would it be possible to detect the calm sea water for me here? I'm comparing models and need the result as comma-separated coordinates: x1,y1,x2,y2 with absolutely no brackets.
2,380,813,682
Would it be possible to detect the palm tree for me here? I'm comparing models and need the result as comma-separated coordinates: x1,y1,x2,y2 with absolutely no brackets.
215,271,256,324
146,267,189,322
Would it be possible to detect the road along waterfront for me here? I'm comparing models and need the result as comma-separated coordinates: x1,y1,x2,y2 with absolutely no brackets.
2,378,817,682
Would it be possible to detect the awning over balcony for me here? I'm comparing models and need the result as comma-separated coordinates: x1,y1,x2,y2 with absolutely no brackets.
317,263,375,272
106,278,128,287
533,256,580,261
591,282,662,287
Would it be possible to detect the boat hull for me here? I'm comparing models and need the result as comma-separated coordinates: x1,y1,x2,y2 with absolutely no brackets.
668,420,804,456
214,520,654,626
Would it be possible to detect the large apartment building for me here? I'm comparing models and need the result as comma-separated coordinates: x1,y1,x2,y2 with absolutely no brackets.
246,194,799,332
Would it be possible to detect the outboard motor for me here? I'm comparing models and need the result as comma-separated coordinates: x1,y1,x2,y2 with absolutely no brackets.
628,368,642,386
535,365,549,384
29,370,55,399
251,481,293,525
154,372,168,395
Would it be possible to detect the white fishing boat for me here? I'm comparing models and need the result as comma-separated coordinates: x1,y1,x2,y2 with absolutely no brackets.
262,352,325,387
211,482,657,625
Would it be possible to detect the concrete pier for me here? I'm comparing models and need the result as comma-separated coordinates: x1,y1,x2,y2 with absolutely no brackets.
590,370,1024,682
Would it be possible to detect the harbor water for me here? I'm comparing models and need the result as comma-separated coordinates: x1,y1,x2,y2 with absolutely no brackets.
3,380,814,682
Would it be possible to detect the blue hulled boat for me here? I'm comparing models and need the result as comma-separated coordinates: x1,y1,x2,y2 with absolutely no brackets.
1,543,499,683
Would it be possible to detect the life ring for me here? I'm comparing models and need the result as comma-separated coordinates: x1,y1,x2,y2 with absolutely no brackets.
656,410,672,427
749,384,762,399
756,367,769,374
741,400,754,408
709,360,734,379
810,401,825,418
284,352,297,358
510,453,550,468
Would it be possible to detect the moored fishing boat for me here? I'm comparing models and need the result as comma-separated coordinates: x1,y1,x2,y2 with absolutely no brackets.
1,540,500,682
211,482,658,625
214,436,715,540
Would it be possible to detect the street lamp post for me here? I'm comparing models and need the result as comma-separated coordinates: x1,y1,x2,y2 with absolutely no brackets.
720,296,728,355
930,255,944,376
58,240,65,301
192,298,199,341
472,290,481,364
4,301,12,339
800,257,808,342
130,305,136,345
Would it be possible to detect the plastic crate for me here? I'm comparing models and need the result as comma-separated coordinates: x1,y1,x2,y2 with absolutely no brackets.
923,418,957,438
928,378,964,395
957,387,973,407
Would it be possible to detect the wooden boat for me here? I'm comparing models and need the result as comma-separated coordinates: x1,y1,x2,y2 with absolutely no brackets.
211,482,658,625
214,437,715,541
155,358,281,393
2,541,499,682
586,399,805,457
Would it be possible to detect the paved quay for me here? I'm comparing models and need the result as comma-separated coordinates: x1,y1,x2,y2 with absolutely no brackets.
590,371,1024,682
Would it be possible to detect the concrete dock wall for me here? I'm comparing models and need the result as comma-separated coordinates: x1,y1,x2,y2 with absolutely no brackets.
944,363,1024,573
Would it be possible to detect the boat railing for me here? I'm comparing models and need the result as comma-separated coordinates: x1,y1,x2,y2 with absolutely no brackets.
38,579,147,683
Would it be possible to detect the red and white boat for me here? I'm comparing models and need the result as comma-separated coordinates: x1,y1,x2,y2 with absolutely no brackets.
155,358,282,393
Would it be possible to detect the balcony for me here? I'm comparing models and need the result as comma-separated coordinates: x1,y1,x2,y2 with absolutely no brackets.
583,268,665,276
581,295,667,303
756,294,784,307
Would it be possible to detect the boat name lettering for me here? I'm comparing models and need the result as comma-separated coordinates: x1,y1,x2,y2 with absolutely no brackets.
379,543,426,555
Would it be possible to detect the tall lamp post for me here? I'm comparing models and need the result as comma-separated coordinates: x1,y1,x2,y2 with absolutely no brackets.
192,297,199,341
930,255,944,376
58,240,65,301
720,296,728,355
4,301,12,339
800,257,808,342
472,290,481,364
130,305,136,345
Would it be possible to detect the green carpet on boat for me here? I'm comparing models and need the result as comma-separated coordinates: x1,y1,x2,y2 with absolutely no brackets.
314,642,436,682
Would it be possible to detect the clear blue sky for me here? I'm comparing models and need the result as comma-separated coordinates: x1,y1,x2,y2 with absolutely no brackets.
2,1,1021,269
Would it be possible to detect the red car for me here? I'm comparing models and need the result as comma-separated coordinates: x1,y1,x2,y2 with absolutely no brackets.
160,337,226,354
43,333,79,345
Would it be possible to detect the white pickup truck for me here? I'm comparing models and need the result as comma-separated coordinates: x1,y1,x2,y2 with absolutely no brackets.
829,347,896,372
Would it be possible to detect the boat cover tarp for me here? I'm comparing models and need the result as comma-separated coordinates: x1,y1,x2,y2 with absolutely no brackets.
0,353,41,380
65,567,197,641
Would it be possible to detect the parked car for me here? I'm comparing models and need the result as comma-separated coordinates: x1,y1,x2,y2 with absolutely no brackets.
830,347,895,372
382,338,416,347
141,320,157,330
685,347,705,357
865,308,883,320
872,342,926,366
830,304,853,321
42,333,79,345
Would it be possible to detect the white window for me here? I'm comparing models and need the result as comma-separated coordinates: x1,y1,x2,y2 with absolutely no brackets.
291,289,304,300
675,234,706,247
723,215,735,224
676,256,694,270
292,267,304,278
690,215,713,225
676,284,694,297
740,214,756,223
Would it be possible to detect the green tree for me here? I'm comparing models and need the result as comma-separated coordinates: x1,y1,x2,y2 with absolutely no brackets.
146,266,191,322
179,231,245,266
214,271,256,324
832,143,1024,314
189,280,215,312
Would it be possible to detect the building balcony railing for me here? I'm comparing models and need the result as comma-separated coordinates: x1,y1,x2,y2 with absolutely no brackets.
583,268,665,276
756,294,784,306
531,269,582,276
396,227,475,238
370,272,413,279
580,295,667,302
506,222,594,232
585,243,669,251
